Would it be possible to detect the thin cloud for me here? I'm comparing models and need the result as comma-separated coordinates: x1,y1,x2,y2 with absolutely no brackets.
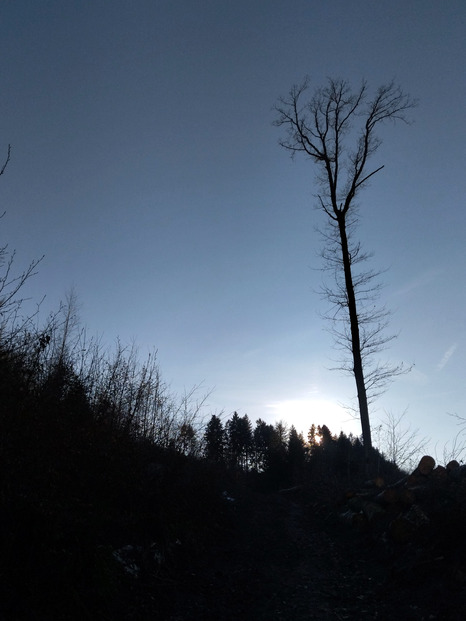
437,343,458,371
393,268,443,297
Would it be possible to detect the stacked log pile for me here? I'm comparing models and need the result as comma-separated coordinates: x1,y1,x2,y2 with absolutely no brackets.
337,456,466,617
342,456,466,548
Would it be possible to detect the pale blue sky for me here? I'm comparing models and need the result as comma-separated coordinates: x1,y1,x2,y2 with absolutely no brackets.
1,1,465,457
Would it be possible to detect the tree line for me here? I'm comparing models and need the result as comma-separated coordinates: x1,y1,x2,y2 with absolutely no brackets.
202,412,395,488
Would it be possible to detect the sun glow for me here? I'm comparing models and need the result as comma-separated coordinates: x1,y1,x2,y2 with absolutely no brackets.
266,398,360,438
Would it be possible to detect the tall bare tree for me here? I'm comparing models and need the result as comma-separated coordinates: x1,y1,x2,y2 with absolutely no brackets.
274,78,416,466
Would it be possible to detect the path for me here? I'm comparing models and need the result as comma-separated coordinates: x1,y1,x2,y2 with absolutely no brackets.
160,488,465,620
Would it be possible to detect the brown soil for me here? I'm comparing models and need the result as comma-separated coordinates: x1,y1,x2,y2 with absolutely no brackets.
152,487,466,620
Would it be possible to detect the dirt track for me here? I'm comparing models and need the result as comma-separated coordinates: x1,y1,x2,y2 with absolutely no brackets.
156,488,466,620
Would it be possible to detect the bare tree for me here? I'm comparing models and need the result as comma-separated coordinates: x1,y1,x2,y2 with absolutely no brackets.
439,413,466,465
375,409,429,472
1,145,43,343
274,78,416,466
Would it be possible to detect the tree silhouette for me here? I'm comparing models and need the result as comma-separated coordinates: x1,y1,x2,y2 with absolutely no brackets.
287,425,306,483
226,412,253,470
275,78,416,467
307,423,317,450
253,418,276,471
204,414,225,463
317,424,334,448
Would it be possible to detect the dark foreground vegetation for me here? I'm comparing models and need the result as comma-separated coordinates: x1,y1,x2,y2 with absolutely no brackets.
2,300,466,620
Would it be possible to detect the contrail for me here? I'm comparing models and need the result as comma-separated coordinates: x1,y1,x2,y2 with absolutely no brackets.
437,343,458,371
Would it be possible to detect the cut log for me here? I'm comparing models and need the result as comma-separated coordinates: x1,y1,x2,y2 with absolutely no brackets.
398,488,416,506
363,476,385,489
361,500,385,522
278,485,303,494
448,464,466,481
377,487,401,505
352,511,369,530
373,476,385,489
388,475,409,488
407,473,423,487
377,487,415,509
405,504,430,527
389,516,415,544
432,465,447,481
417,455,436,476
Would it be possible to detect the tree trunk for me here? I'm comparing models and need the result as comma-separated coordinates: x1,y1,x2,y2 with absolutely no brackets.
337,215,372,467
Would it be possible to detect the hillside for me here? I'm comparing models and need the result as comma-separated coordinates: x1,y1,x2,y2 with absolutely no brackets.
1,298,466,619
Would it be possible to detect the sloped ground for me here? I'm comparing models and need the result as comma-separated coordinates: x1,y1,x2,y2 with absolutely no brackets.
155,486,466,620
2,470,466,619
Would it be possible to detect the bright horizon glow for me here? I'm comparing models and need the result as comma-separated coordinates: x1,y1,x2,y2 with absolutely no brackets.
266,398,362,439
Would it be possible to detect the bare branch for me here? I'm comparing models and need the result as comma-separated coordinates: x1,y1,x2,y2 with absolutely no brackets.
0,145,11,177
